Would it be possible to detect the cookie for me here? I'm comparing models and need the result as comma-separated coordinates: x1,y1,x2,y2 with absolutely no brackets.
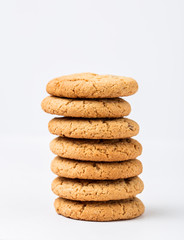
50,137,142,162
51,156,143,180
51,176,144,201
48,117,139,139
54,197,145,221
41,96,131,118
46,72,138,98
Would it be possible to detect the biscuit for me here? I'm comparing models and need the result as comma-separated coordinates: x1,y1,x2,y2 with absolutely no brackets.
41,96,131,118
48,117,139,139
51,176,144,201
50,137,142,162
51,156,143,180
54,197,144,221
46,72,138,98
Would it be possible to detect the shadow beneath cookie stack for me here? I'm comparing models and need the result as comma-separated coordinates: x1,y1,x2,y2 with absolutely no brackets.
41,73,144,222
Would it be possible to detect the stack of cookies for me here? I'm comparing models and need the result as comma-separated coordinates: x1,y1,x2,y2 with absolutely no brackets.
41,73,144,221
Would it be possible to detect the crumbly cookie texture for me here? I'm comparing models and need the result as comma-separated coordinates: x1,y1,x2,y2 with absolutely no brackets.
51,176,144,201
41,96,131,118
51,156,143,180
50,137,142,162
48,117,139,139
46,72,138,98
54,197,145,221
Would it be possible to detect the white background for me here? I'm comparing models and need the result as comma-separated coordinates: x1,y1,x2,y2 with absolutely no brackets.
0,0,184,239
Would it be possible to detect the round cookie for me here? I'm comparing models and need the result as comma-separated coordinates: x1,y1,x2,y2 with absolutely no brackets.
54,197,145,221
51,156,143,180
41,96,131,118
46,72,138,98
50,137,142,162
48,117,139,139
51,176,144,201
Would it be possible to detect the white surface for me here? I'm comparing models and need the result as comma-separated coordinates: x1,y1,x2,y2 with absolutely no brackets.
0,0,184,239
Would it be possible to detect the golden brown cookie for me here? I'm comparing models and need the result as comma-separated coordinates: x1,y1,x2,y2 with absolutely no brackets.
46,73,138,98
51,176,144,201
51,156,143,180
54,197,145,221
50,137,142,162
48,117,139,139
41,96,131,118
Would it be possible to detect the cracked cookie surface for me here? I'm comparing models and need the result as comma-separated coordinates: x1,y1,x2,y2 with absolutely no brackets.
54,197,144,221
50,137,142,162
46,72,138,98
51,156,143,180
51,176,144,201
48,117,139,139
41,96,131,118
